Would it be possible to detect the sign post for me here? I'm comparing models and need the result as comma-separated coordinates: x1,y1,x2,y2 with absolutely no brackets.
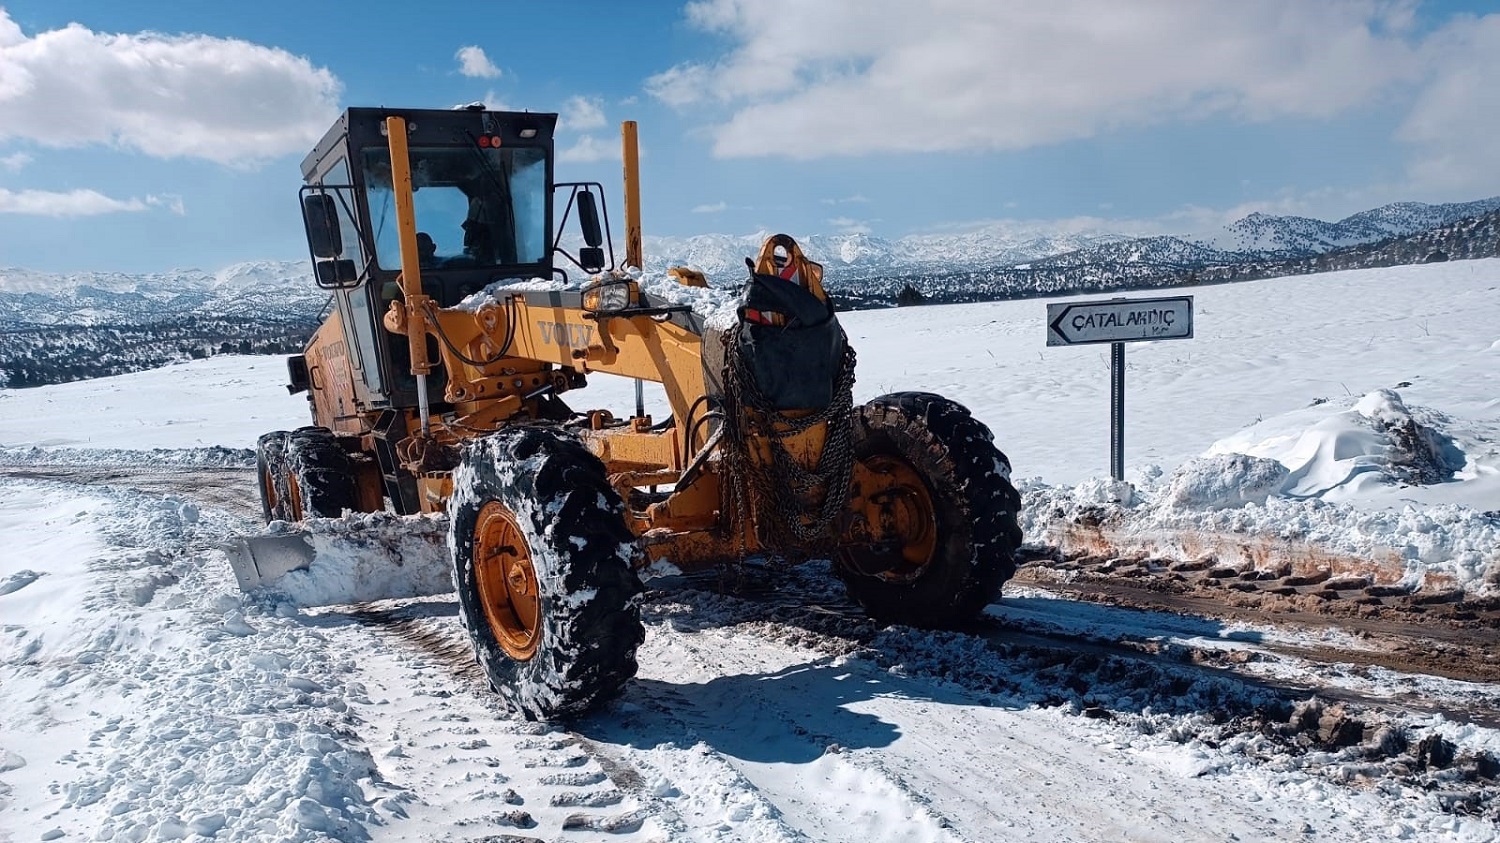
1046,296,1194,481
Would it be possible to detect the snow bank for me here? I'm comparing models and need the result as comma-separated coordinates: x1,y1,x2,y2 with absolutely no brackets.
1163,454,1289,510
1026,382,1500,594
0,445,254,468
1209,389,1471,504
0,481,402,842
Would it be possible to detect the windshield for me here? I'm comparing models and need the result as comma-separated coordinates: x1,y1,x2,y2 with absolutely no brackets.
362,145,547,271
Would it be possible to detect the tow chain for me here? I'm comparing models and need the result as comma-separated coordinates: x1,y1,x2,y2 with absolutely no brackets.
719,325,858,563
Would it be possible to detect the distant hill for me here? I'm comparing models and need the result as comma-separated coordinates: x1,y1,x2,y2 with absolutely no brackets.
3,197,1497,387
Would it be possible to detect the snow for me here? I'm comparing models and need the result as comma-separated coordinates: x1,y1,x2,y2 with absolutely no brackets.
0,355,306,453
2,259,1500,841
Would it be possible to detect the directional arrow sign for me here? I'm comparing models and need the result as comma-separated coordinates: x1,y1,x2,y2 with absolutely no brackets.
1046,295,1193,346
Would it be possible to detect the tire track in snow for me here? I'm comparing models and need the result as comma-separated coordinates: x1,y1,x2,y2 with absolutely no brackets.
298,604,666,842
336,600,854,841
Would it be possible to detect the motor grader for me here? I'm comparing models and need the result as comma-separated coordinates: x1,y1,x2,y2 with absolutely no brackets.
239,106,1022,719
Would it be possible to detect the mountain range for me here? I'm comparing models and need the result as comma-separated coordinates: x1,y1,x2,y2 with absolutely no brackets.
3,197,1498,386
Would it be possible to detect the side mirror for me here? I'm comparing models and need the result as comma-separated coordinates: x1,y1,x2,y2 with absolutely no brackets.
302,193,344,259
577,190,605,272
315,259,358,287
577,190,603,248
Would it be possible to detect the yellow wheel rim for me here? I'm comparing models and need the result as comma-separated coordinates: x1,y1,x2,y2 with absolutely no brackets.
852,454,939,582
261,464,280,516
474,501,541,661
283,469,304,521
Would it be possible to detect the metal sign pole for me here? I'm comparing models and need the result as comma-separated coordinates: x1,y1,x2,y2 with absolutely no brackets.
1110,342,1125,481
1045,295,1193,483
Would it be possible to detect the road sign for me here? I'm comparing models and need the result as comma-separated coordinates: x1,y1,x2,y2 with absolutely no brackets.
1044,294,1196,481
1046,296,1193,346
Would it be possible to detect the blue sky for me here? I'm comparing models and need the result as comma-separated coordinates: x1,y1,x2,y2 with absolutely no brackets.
1,0,1498,273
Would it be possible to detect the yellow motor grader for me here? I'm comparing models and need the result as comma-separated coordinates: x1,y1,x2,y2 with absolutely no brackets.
238,106,1021,718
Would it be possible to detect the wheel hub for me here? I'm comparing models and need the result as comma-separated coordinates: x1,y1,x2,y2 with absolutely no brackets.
846,454,938,582
474,501,541,661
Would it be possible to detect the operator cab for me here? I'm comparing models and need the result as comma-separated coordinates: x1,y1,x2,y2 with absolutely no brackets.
296,106,613,409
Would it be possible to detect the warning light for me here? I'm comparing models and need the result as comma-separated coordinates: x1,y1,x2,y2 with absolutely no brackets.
477,135,491,148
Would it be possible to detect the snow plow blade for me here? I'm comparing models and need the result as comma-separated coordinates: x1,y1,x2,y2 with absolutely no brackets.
222,513,456,607
225,533,318,592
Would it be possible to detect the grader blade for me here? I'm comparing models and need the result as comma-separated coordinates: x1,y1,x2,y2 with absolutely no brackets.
222,515,455,607
224,533,317,592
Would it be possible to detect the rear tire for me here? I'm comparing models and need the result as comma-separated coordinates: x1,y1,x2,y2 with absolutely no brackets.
255,431,291,523
284,427,358,520
449,427,645,720
838,392,1022,628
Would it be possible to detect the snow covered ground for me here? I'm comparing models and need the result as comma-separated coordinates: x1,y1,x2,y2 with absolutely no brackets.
2,260,1499,841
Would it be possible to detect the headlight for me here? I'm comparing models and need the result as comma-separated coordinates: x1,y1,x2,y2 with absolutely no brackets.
583,280,637,314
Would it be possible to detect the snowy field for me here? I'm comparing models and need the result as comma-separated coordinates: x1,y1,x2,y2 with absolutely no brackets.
2,260,1499,841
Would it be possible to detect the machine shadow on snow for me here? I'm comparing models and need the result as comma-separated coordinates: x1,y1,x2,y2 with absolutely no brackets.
588,661,930,763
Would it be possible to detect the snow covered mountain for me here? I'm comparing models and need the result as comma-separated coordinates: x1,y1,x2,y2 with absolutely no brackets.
643,226,1128,281
1189,198,1500,256
0,260,325,329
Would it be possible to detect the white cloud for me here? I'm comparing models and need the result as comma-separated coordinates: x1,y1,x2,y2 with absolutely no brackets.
0,11,340,166
146,193,187,216
821,194,869,205
0,187,153,216
0,151,30,171
645,0,1494,172
455,45,501,79
1396,15,1500,194
827,216,873,235
692,201,728,213
559,135,622,163
561,95,606,131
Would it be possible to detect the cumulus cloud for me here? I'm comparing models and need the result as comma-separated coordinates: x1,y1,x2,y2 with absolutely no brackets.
146,193,187,216
0,11,340,166
827,216,873,235
1396,14,1500,193
0,187,157,217
561,95,606,131
692,201,728,213
559,135,622,163
455,45,501,79
645,0,1494,195
0,151,30,171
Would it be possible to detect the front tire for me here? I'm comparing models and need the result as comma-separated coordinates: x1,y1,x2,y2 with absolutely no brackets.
449,427,645,720
838,392,1022,628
